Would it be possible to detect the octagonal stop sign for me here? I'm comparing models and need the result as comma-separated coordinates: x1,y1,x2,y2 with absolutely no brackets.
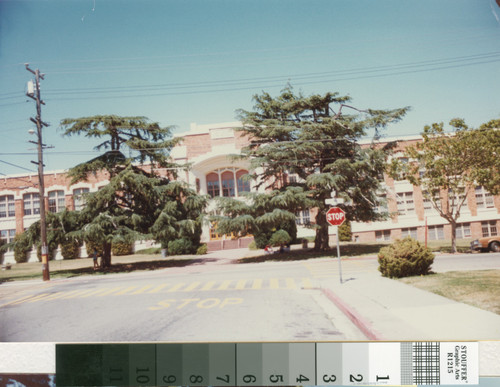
326,207,345,226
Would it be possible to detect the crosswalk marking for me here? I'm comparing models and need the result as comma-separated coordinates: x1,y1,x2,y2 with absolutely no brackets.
217,280,232,290
251,279,263,289
114,286,138,295
1,277,316,307
97,287,123,297
148,284,169,293
200,281,216,291
182,282,201,292
130,285,155,295
167,283,185,292
235,279,247,290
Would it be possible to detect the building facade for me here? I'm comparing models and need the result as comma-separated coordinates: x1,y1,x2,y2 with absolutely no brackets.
1,123,499,264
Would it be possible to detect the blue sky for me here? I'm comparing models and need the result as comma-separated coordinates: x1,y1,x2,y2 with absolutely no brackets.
1,0,499,176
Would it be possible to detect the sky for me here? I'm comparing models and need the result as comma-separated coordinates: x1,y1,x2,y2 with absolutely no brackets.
0,0,499,177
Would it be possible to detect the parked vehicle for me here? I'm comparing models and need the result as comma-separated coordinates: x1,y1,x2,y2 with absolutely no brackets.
470,236,500,252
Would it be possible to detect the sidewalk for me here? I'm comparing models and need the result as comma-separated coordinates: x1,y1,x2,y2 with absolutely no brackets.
318,267,500,341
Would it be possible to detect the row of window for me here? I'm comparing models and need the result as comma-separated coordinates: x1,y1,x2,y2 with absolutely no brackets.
375,221,498,241
206,169,250,198
396,186,494,216
0,188,90,218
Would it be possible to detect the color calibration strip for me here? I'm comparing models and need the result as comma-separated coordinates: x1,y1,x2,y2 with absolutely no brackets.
55,342,478,386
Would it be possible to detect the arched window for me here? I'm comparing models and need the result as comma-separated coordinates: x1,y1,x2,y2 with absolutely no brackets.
206,173,220,198
221,171,235,197
236,170,250,194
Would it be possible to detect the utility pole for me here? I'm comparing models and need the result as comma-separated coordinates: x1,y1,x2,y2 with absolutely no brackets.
26,63,50,281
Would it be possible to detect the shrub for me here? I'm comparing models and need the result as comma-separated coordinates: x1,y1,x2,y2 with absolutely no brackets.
167,238,195,255
269,230,292,247
85,241,104,258
13,234,31,263
61,239,80,260
378,237,435,278
0,239,5,265
111,242,134,256
196,244,208,255
338,221,352,242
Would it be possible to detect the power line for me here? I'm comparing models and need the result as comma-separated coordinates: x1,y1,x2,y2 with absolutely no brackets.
0,159,36,172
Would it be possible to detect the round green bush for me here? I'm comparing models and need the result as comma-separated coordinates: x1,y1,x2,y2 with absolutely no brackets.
111,242,134,256
269,229,291,247
85,241,104,258
378,237,435,278
167,238,195,256
61,240,80,260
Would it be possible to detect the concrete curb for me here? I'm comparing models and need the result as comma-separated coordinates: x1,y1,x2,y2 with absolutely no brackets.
320,287,382,341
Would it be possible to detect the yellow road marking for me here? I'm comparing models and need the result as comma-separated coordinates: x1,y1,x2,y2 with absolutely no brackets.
182,282,201,292
79,288,115,298
217,280,232,290
112,286,138,295
200,281,216,291
301,278,313,288
62,289,99,299
166,283,185,292
285,278,296,289
148,284,169,293
130,285,155,295
235,279,247,290
251,279,263,289
97,287,123,297
269,278,280,289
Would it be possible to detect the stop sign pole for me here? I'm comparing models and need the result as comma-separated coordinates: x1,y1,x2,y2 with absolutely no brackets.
326,207,346,284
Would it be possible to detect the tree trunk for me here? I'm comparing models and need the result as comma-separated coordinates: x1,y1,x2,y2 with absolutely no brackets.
450,220,457,254
314,209,330,251
100,241,112,269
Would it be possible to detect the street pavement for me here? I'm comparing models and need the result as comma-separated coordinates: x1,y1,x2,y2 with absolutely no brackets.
206,247,500,341
1,246,499,342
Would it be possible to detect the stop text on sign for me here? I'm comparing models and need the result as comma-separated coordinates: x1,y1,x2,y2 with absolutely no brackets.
326,207,345,226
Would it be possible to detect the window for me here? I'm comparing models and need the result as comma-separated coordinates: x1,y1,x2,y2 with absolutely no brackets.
236,170,250,194
475,186,494,209
401,227,418,239
482,221,498,237
449,189,467,212
73,188,89,211
295,210,311,225
221,171,235,197
428,225,445,240
23,193,40,216
206,173,220,198
375,230,391,241
423,191,441,212
375,194,388,213
0,229,16,244
456,223,471,239
397,192,414,215
0,195,15,218
48,190,65,213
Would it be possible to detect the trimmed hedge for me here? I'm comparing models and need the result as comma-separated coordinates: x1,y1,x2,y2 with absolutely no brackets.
111,242,134,256
61,240,80,259
378,237,434,278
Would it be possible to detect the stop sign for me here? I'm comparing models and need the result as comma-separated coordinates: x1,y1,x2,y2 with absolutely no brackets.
326,207,345,226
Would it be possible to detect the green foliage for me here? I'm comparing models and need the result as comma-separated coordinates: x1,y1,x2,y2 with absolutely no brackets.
13,233,31,263
0,238,6,265
60,239,81,260
196,244,208,255
269,230,292,247
112,241,134,256
389,118,500,253
167,238,195,256
378,237,434,278
338,221,352,242
135,247,162,255
85,240,104,258
231,85,409,250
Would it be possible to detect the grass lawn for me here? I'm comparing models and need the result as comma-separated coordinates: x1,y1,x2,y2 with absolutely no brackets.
399,270,500,315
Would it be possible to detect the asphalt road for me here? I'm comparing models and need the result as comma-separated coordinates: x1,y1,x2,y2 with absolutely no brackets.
0,252,498,342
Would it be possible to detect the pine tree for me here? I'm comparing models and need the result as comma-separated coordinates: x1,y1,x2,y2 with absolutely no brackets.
227,85,409,250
